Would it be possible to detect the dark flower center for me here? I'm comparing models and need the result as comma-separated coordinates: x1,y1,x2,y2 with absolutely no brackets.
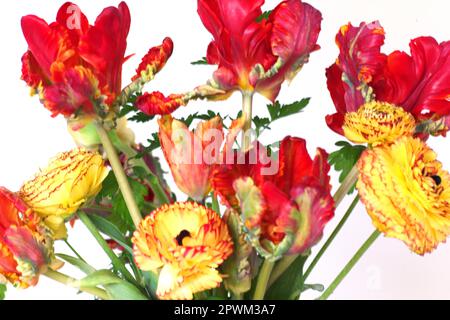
431,175,442,186
175,229,191,246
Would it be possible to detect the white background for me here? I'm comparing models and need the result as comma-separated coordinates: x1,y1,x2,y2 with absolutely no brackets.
1,0,449,300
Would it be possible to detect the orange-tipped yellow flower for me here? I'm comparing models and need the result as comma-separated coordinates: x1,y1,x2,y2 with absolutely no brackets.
0,187,54,288
20,148,108,239
132,202,233,300
343,101,416,145
357,136,450,254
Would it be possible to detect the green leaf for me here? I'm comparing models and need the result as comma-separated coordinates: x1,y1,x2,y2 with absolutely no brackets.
56,254,96,275
328,141,366,194
265,254,309,300
76,270,122,288
267,98,310,122
104,282,148,300
253,116,271,137
191,57,209,65
0,284,6,300
128,112,155,123
118,104,135,118
96,171,118,202
89,215,133,254
96,171,149,231
256,10,272,22
134,133,161,159
179,110,226,128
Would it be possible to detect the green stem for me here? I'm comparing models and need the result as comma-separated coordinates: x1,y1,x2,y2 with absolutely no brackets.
333,164,359,207
319,230,381,300
63,239,85,263
44,268,110,300
241,91,254,152
78,211,137,286
232,293,243,300
109,130,169,205
303,195,360,282
252,259,275,300
95,123,142,227
267,255,297,288
211,193,220,214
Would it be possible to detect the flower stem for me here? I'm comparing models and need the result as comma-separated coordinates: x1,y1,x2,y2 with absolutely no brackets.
333,164,359,207
252,259,275,300
63,239,86,263
211,193,220,214
267,255,297,288
108,130,169,205
78,211,137,286
95,123,142,227
318,230,381,300
241,91,254,152
303,195,360,282
43,268,110,300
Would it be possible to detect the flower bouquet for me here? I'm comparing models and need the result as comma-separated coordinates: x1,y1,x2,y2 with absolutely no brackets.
1,0,449,301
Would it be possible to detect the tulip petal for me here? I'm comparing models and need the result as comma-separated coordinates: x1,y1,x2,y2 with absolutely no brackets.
132,37,174,82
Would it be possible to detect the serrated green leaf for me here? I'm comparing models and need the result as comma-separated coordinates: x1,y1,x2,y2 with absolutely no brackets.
191,57,209,65
267,101,280,121
253,116,271,137
278,98,310,118
329,141,366,194
0,284,6,300
112,177,148,230
265,254,309,300
128,112,154,123
95,171,118,202
267,98,310,122
89,215,133,254
118,104,135,118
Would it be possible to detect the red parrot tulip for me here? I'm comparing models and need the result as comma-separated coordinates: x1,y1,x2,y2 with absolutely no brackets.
212,137,334,258
326,21,450,136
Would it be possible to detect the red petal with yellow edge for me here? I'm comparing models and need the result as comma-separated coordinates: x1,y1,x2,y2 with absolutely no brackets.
256,0,321,100
42,66,98,117
372,37,450,118
4,226,47,273
0,188,22,229
132,37,174,81
137,92,185,116
212,143,271,208
260,181,293,244
336,21,386,86
286,183,334,254
21,51,49,90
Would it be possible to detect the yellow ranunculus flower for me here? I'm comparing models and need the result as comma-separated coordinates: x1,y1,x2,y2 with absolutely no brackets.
357,136,450,254
20,148,109,239
132,202,233,300
343,101,416,145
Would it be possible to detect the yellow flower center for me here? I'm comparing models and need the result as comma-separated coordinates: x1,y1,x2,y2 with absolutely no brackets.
343,101,416,145
132,202,233,300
